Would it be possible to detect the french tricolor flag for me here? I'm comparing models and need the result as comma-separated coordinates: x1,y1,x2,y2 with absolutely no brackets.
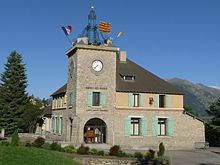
61,25,73,36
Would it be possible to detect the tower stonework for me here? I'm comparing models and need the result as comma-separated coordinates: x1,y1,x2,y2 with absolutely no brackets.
66,44,118,145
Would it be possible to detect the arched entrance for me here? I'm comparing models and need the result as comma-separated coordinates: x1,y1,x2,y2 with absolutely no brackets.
84,118,106,144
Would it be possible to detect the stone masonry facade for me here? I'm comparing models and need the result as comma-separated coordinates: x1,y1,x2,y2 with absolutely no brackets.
50,43,205,150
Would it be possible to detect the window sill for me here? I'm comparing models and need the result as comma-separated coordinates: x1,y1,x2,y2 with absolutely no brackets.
157,135,172,138
129,135,143,138
87,108,108,111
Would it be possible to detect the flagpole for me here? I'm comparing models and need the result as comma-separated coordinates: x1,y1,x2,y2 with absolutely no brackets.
66,35,72,45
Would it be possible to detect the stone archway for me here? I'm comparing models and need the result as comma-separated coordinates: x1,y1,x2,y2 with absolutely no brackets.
83,118,106,144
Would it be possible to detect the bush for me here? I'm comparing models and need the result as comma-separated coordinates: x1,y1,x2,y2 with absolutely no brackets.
0,141,10,146
90,148,98,155
77,144,90,155
32,136,45,148
155,156,170,165
63,145,76,153
125,153,134,158
25,141,32,147
97,150,105,156
134,152,143,160
117,150,127,157
42,142,51,150
11,130,19,146
50,142,61,151
144,149,155,160
109,145,121,156
157,142,165,157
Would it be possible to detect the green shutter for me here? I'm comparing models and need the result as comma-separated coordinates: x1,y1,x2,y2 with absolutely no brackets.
141,117,147,136
60,117,63,134
56,117,59,133
128,93,133,107
168,117,174,136
53,98,56,109
166,95,171,109
72,91,75,104
62,96,64,107
152,117,158,136
155,94,159,108
124,117,131,136
58,117,61,134
87,91,92,107
140,93,145,107
101,92,106,108
52,117,55,132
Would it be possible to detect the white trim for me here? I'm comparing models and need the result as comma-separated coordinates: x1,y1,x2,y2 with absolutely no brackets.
128,115,144,118
156,116,169,119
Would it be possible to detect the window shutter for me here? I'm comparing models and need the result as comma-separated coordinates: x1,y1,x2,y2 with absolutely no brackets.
72,91,76,104
56,117,59,133
168,117,174,136
124,117,131,136
155,94,159,108
101,92,106,108
62,96,64,107
166,95,171,109
52,117,55,132
87,91,92,107
60,117,63,134
141,117,147,136
58,117,61,134
140,93,145,107
53,98,56,109
152,117,158,136
128,93,133,107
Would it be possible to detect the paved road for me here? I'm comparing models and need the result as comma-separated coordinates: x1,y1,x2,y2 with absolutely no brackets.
166,148,220,165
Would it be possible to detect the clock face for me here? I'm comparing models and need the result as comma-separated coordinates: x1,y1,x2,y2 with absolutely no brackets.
92,60,103,72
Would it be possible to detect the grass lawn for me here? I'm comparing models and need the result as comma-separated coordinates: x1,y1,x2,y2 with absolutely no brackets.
0,146,81,165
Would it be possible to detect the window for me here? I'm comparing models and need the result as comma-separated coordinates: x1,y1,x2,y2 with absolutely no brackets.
130,118,140,136
133,94,139,107
123,75,135,81
159,95,165,108
158,118,167,136
93,92,100,106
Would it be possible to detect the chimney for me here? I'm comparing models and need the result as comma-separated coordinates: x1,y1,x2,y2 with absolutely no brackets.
119,51,126,62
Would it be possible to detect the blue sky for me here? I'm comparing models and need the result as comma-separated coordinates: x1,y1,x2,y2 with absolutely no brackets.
0,0,220,99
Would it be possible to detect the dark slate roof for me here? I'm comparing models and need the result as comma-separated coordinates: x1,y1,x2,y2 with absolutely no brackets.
116,58,184,95
51,84,67,96
51,58,183,96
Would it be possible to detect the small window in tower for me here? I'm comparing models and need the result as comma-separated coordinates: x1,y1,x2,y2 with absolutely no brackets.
121,75,135,81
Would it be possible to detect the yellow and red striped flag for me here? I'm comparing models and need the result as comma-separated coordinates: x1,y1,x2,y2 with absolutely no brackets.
99,22,111,33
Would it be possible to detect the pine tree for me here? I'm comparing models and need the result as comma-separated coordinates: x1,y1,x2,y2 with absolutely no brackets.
0,51,29,135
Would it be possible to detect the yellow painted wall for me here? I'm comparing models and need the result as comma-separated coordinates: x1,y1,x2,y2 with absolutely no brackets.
116,92,183,110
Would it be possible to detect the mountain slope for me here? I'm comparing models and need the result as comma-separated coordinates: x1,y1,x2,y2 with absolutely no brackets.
166,78,220,117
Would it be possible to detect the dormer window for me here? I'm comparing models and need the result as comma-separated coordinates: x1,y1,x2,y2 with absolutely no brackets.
122,75,135,81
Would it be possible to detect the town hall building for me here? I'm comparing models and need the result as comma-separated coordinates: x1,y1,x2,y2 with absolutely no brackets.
44,7,205,150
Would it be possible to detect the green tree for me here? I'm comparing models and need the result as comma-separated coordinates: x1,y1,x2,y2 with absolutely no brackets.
0,51,29,135
21,101,44,133
208,98,220,125
205,98,220,146
184,105,198,116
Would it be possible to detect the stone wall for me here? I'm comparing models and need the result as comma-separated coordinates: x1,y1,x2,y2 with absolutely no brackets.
113,110,205,150
73,155,138,165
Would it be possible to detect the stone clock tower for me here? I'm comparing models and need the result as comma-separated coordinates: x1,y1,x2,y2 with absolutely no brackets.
64,7,119,146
